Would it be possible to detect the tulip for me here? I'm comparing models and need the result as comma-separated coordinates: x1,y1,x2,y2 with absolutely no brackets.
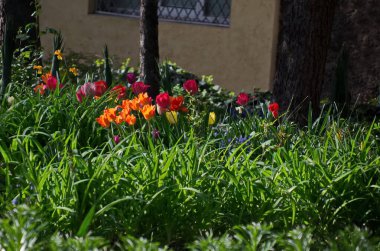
152,128,160,139
45,75,58,90
34,84,46,95
156,92,171,108
33,65,43,74
183,79,198,95
69,67,79,76
208,112,216,125
268,102,280,118
166,111,178,124
126,72,137,84
131,82,150,95
141,104,156,120
54,50,63,60
111,85,127,99
76,82,94,103
169,96,185,111
93,80,108,96
96,114,110,128
236,92,250,106
113,135,120,144
125,114,137,125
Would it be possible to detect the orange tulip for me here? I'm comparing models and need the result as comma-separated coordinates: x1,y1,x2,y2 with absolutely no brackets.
41,73,52,84
125,114,137,125
104,108,117,122
96,114,110,128
141,104,156,120
119,108,131,123
33,83,46,95
115,115,123,125
138,92,152,107
121,99,130,110
129,98,140,111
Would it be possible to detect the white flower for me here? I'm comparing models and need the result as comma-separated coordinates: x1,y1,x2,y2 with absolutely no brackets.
7,96,15,106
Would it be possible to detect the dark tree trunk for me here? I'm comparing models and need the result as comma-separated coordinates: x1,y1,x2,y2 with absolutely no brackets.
272,0,337,125
1,0,39,97
324,0,380,107
1,0,17,96
0,0,4,45
139,0,160,99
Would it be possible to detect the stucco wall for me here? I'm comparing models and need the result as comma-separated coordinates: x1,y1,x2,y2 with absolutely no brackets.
39,0,279,92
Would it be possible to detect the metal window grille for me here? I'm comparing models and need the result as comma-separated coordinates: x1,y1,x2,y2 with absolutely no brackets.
95,0,232,26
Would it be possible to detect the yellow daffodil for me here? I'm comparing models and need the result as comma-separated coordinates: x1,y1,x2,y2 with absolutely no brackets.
69,67,79,76
54,50,63,60
208,112,216,125
165,111,178,124
33,65,43,74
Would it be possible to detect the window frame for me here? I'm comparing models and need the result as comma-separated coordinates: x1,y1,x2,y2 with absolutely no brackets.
158,0,205,21
93,0,231,27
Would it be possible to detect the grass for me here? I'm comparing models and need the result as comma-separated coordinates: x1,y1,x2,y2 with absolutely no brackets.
0,64,380,250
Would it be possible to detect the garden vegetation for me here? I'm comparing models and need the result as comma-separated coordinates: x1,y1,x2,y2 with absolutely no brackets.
0,47,380,250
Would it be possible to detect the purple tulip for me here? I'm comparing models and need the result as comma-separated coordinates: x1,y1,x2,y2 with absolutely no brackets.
152,128,160,139
113,135,120,144
126,73,137,84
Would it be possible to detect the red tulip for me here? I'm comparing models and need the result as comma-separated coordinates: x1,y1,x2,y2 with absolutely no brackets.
268,102,280,118
45,75,58,90
93,80,108,96
111,85,127,99
131,82,150,95
236,92,249,106
76,88,85,103
156,92,170,108
183,79,198,95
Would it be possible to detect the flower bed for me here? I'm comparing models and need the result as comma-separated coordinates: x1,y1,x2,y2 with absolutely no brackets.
0,48,379,250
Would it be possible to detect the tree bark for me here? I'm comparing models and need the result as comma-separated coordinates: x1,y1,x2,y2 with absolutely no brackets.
1,0,39,96
272,0,337,125
324,0,380,106
0,0,4,46
1,0,17,96
139,0,160,99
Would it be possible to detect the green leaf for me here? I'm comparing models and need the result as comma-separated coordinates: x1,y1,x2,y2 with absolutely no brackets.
77,206,95,237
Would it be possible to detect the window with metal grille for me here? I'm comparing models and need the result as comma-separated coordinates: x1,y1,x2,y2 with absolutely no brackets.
94,0,232,26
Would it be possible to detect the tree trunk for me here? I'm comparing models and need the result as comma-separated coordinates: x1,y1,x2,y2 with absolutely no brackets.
1,0,17,96
139,0,160,99
324,0,380,107
1,0,39,97
272,0,337,125
0,0,4,46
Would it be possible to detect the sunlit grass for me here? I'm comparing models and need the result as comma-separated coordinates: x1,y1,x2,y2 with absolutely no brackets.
0,76,379,250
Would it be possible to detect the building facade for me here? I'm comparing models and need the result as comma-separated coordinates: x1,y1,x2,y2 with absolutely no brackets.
39,0,279,92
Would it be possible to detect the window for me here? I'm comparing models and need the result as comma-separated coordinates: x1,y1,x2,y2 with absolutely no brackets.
94,0,232,26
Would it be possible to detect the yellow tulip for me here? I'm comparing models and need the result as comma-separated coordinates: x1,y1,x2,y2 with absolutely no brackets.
54,50,63,60
33,65,43,74
69,67,79,76
208,112,216,125
165,111,178,124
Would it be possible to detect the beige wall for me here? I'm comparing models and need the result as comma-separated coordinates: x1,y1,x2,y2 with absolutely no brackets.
39,0,279,92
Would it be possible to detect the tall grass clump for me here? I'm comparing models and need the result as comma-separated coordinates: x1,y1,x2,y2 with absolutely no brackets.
0,46,379,250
